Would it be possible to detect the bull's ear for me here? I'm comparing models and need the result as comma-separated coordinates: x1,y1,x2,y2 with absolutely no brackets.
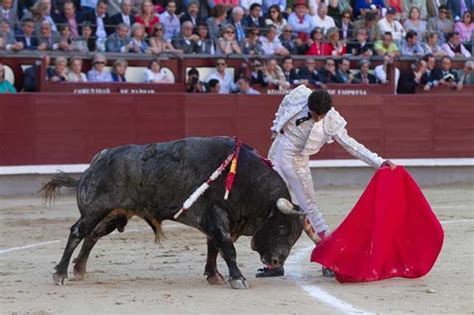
276,198,306,216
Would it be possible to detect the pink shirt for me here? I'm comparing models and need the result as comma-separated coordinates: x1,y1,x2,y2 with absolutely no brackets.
454,22,474,42
213,0,239,5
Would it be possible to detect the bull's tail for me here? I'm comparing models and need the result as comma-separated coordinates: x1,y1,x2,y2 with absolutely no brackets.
39,172,79,203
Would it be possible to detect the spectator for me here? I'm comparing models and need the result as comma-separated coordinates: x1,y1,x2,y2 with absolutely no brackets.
441,31,471,57
72,21,95,52
263,0,286,13
0,0,18,29
1,21,19,51
427,5,454,44
287,0,314,37
144,58,172,83
375,53,400,84
55,24,76,51
110,0,135,32
426,0,440,18
264,57,288,89
324,26,347,56
305,27,325,56
265,4,287,37
111,58,127,82
27,1,51,34
374,32,400,56
353,11,378,42
403,7,428,39
87,53,113,82
208,78,220,93
338,11,354,41
457,60,474,86
81,0,98,14
335,57,354,83
422,31,446,56
327,0,344,25
172,21,198,54
228,6,246,44
22,55,52,91
377,6,405,43
237,77,260,94
401,30,424,56
0,63,16,93
448,0,473,21
215,0,239,11
249,58,267,86
84,0,111,51
128,22,150,53
15,18,39,50
66,56,87,82
180,0,202,28
281,56,299,85
242,27,265,55
217,24,242,55
186,67,207,93
37,21,61,51
53,0,84,39
318,58,339,83
354,0,384,17
297,58,322,86
194,22,214,54
422,53,443,89
240,0,263,13
149,23,178,54
206,4,227,41
260,24,289,56
402,0,428,20
206,58,236,93
135,0,159,37
312,3,336,34
437,55,461,87
387,0,404,15
48,56,68,82
34,0,58,32
105,23,131,52
347,28,373,57
160,0,180,40
353,59,376,84
397,59,427,93
454,11,473,47
279,25,307,54
242,3,266,29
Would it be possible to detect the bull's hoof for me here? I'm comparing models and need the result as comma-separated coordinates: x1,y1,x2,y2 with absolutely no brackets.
322,267,335,278
73,263,86,280
230,278,249,289
52,272,66,285
207,272,226,285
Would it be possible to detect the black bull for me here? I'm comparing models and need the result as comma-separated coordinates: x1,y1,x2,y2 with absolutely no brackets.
41,137,304,289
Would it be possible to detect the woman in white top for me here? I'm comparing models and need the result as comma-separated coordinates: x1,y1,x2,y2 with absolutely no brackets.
144,58,173,83
265,5,288,37
67,56,87,82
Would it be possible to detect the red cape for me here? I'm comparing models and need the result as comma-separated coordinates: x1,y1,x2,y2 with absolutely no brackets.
311,167,444,283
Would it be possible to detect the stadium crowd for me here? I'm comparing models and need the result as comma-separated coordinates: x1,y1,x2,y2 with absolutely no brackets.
0,0,472,93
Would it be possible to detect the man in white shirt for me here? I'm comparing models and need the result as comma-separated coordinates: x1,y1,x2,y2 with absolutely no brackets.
259,25,289,56
312,3,336,34
377,6,405,42
0,0,18,29
206,58,237,94
374,53,400,84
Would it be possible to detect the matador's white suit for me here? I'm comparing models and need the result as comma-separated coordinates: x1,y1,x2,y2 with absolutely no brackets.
268,85,384,235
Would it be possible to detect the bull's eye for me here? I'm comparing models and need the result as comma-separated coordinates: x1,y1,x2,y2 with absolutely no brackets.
279,225,288,235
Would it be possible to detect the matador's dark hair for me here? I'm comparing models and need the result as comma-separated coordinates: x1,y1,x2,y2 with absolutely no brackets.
307,90,333,116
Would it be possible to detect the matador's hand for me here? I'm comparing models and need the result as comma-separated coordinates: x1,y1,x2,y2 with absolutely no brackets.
380,160,396,170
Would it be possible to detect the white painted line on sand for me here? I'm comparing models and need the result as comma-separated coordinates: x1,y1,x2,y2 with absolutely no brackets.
0,222,184,255
0,240,61,254
440,219,474,225
286,245,375,315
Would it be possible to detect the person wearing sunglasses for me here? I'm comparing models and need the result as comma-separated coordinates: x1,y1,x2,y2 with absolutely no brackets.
205,58,237,93
264,4,288,37
149,23,179,55
87,53,113,82
427,5,454,44
217,24,242,54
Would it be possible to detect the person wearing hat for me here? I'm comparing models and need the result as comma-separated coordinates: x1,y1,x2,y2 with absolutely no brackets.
287,0,315,36
377,6,405,42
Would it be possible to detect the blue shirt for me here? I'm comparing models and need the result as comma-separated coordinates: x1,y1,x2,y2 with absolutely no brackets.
87,69,113,82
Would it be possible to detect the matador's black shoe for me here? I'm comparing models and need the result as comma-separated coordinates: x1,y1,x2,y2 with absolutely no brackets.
255,266,284,278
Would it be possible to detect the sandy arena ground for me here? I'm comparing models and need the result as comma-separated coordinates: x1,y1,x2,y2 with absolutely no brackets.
0,184,473,314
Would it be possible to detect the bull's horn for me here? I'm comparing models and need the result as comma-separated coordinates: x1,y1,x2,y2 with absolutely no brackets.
277,198,305,216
